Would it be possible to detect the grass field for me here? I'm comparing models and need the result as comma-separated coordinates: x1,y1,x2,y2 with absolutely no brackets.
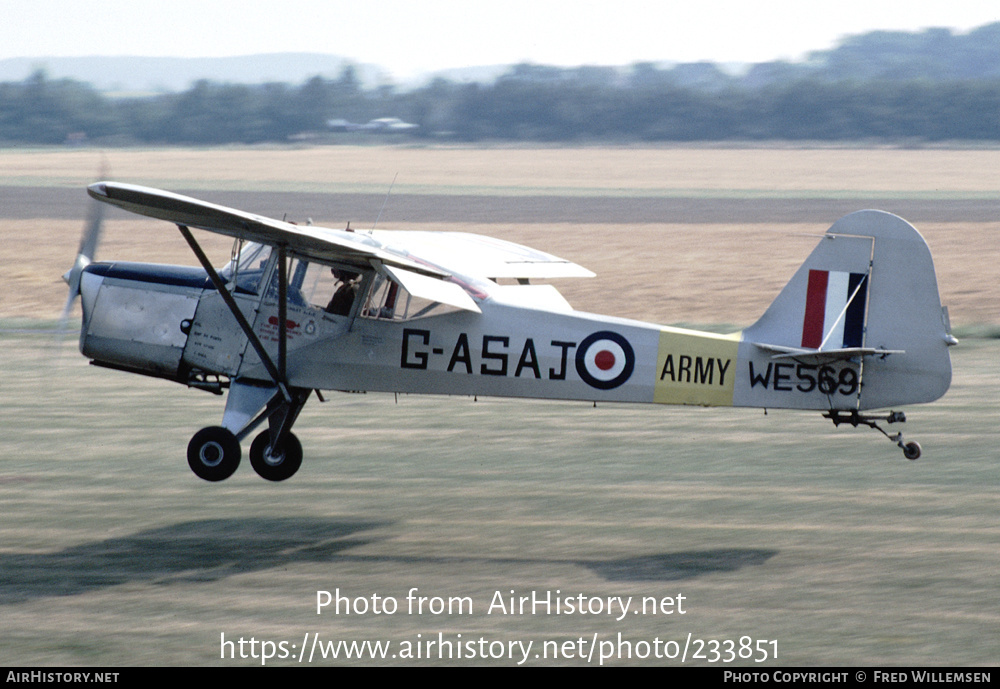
1,334,997,666
0,146,997,666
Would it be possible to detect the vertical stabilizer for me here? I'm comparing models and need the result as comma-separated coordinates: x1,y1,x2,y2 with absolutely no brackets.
738,211,953,410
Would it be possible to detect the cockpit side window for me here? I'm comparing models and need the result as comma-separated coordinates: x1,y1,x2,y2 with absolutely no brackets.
361,273,458,321
364,274,401,319
249,255,364,317
227,249,460,322
284,260,365,315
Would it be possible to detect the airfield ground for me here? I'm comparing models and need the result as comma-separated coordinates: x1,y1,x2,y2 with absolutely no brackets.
2,146,1000,326
0,146,997,666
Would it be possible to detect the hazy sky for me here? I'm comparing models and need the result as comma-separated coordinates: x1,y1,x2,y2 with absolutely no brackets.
6,1,999,79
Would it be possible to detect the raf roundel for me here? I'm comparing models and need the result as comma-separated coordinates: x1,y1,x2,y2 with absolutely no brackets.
575,331,636,390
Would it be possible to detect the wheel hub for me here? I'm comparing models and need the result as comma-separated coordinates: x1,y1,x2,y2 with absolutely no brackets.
263,445,286,466
199,441,225,467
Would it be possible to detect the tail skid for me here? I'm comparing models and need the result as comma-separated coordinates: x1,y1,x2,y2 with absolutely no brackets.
825,409,922,460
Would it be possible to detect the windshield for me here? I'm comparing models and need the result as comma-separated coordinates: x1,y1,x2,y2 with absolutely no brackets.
219,242,272,294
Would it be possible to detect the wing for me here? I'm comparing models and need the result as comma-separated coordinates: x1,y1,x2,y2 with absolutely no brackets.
371,230,595,281
88,182,594,284
88,182,593,316
87,182,448,278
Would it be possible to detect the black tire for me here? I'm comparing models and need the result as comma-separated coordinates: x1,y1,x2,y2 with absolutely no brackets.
187,426,241,481
902,442,922,461
249,431,303,482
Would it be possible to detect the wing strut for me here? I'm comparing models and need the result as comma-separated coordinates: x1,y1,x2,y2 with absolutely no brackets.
277,244,288,382
177,224,291,402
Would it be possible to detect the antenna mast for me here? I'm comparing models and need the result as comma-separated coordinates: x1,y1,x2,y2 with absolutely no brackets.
371,173,398,231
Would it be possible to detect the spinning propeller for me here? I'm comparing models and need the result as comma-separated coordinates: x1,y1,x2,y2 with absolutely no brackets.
59,177,106,334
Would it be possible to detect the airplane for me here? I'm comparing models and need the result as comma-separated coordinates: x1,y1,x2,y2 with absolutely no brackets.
67,181,957,482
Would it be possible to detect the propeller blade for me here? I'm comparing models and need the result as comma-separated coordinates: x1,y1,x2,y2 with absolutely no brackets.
58,178,106,336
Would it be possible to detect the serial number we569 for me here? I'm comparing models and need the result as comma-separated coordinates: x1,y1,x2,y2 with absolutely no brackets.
748,362,859,396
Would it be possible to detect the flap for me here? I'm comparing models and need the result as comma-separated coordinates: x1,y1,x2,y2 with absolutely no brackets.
383,265,482,314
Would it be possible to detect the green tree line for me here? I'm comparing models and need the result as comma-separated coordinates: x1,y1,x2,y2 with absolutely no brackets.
3,24,1000,144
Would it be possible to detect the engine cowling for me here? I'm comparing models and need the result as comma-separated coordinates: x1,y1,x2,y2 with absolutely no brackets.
79,262,208,379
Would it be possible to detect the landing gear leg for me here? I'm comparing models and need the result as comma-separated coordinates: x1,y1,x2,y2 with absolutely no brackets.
247,389,310,481
824,410,921,460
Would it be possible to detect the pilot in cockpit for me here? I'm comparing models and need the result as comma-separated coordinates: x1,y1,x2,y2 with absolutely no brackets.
325,268,361,315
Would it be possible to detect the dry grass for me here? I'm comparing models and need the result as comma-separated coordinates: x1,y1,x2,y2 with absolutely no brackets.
0,335,997,665
4,146,1000,193
3,216,996,327
3,146,997,326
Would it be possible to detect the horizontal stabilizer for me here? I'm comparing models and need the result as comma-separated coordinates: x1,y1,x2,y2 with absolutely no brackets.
752,342,905,363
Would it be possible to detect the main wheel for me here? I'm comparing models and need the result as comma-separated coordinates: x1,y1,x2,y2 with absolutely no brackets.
188,426,241,481
902,441,922,461
249,431,303,482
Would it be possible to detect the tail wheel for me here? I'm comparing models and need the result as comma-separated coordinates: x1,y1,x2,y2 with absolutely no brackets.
249,431,303,482
188,427,241,481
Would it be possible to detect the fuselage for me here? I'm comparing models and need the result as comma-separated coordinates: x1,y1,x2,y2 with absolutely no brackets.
79,258,894,412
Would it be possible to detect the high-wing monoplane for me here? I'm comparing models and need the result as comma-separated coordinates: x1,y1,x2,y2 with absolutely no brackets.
70,182,957,482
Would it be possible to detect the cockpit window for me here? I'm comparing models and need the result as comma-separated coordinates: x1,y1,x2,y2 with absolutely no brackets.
258,257,365,316
220,242,272,295
222,246,463,322
322,268,363,315
361,273,457,321
363,274,400,319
